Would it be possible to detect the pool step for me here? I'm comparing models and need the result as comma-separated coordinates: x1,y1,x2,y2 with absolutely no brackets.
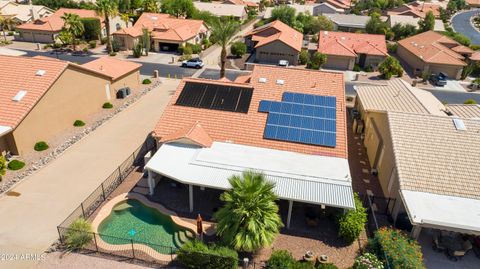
173,230,195,248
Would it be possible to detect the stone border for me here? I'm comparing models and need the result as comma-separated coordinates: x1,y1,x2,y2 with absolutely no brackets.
0,80,162,195
91,192,214,262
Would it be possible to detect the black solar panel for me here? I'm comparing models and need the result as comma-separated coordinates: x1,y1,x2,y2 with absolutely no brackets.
176,82,253,113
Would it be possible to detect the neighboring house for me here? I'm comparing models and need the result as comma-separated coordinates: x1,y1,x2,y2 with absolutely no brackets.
112,13,209,52
244,20,303,65
0,0,53,24
144,65,354,229
387,1,441,18
315,0,352,9
397,31,473,79
264,3,344,19
0,55,140,156
355,83,480,237
324,13,371,32
15,8,126,43
193,2,248,21
317,31,388,70
387,14,445,32
223,0,259,10
466,0,480,8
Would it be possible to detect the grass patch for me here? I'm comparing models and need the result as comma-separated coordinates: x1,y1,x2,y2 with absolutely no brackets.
7,160,25,171
73,120,86,127
102,102,113,109
34,141,49,151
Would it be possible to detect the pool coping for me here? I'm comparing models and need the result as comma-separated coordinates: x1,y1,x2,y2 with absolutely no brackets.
91,192,215,262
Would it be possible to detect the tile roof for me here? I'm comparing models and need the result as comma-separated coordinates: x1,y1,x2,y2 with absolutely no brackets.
0,1,53,23
318,31,388,57
446,104,480,119
113,13,206,42
245,20,303,52
356,79,446,115
224,0,258,6
16,8,103,32
81,57,141,81
321,0,351,9
0,55,68,129
387,1,440,18
387,112,480,200
153,65,348,159
161,121,213,147
470,51,480,61
194,2,247,18
398,31,467,66
387,15,445,31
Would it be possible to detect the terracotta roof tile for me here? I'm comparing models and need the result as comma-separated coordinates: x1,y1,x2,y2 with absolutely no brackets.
0,55,68,129
398,31,467,66
153,65,348,159
16,8,103,32
81,57,141,81
161,121,213,147
318,31,388,57
246,20,303,52
387,1,440,18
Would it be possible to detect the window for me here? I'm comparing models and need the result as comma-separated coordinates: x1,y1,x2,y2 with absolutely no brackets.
116,23,121,31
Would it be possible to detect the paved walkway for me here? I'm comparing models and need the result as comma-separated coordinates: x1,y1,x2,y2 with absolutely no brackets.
0,79,180,269
452,9,480,45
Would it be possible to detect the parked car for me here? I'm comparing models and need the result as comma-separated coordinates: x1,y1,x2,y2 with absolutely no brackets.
181,58,204,69
430,72,448,86
278,60,289,67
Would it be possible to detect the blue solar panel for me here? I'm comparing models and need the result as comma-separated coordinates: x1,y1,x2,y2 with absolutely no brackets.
259,92,337,147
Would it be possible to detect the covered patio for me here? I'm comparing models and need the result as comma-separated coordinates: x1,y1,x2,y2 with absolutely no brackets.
144,141,355,229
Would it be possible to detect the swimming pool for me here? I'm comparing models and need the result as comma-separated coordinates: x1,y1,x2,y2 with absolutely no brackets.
98,199,194,254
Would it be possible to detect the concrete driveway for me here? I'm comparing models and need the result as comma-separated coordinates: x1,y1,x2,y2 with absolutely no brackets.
0,80,180,269
451,9,480,45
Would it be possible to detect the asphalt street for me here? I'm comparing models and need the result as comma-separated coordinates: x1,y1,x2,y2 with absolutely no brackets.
451,9,480,45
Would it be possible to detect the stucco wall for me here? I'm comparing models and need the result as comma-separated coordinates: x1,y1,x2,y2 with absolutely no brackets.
324,55,355,70
255,40,299,65
0,133,17,156
364,55,386,68
111,71,141,93
16,30,57,43
11,67,111,155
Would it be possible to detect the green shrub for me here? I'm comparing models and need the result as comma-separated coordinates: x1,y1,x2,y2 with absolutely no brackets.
295,260,315,269
190,43,202,54
337,193,367,244
109,52,117,56
387,43,398,53
369,227,424,269
132,42,143,58
353,64,361,72
142,78,152,84
100,37,108,45
7,160,25,171
378,56,403,79
34,141,49,151
0,156,6,181
202,38,211,48
80,18,101,40
82,47,88,53
230,41,247,57
299,50,310,65
267,250,296,269
470,44,480,50
88,40,97,48
177,45,185,54
65,218,93,250
464,98,477,104
7,31,14,36
102,102,113,109
111,39,120,52
73,120,85,127
364,65,373,72
307,52,327,69
353,253,384,269
316,263,338,269
177,240,238,269
183,45,193,55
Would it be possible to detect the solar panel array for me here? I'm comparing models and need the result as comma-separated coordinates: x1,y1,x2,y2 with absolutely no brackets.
259,92,337,147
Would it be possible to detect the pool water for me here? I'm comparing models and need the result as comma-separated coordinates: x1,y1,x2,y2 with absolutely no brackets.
98,199,194,254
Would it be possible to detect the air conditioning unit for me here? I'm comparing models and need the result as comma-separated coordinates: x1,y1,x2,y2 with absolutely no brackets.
116,88,127,99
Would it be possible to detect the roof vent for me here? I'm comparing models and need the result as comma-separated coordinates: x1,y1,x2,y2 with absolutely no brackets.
453,118,466,131
151,16,158,20
12,90,27,102
258,77,267,83
276,79,284,85
36,69,46,76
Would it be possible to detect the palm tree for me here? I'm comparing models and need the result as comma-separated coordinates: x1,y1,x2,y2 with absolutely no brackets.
120,13,130,27
61,13,85,51
214,171,283,252
0,14,15,42
209,18,239,78
96,0,119,54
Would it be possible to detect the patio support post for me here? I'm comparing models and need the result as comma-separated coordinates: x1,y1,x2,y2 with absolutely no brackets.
287,200,293,229
410,225,422,239
147,169,154,195
189,184,194,212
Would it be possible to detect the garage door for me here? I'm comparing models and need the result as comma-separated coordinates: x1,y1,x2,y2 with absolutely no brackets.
429,65,461,79
324,56,351,70
159,43,179,52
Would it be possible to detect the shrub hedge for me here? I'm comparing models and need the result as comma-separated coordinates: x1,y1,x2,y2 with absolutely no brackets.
7,160,25,171
337,193,367,244
34,141,49,151
80,18,101,41
267,250,337,269
353,252,384,269
65,218,93,250
369,227,424,269
176,240,238,269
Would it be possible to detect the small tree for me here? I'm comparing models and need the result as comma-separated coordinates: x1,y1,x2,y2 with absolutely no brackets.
337,193,367,244
378,56,403,79
307,52,327,69
299,50,310,65
96,0,119,54
65,218,93,250
270,5,296,26
230,41,246,57
61,13,85,51
209,18,239,78
418,11,435,33
142,28,151,56
0,156,6,181
132,41,143,58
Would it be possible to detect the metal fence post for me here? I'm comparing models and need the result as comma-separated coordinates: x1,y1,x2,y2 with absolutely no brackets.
101,183,106,201
93,232,99,252
131,240,135,259
81,203,86,219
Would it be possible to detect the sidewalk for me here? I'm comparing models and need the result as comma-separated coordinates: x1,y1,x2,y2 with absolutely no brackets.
0,79,180,269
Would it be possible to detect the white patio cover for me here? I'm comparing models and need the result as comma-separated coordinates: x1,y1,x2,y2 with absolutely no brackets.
145,142,355,209
401,190,480,235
